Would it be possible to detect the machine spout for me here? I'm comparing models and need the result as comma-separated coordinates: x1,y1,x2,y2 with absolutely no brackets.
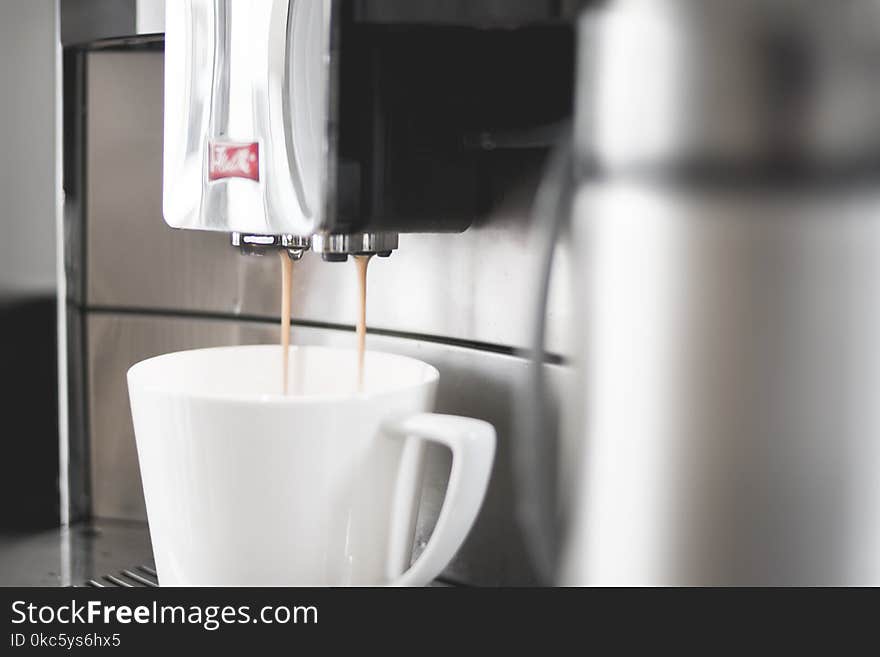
230,233,311,260
311,232,398,262
231,231,399,262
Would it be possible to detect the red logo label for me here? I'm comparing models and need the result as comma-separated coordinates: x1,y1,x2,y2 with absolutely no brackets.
208,141,259,181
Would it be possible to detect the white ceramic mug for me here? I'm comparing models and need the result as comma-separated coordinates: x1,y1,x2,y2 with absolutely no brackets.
127,345,495,586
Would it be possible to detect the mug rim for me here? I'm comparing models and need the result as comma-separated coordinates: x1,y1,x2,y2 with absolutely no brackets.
127,344,440,405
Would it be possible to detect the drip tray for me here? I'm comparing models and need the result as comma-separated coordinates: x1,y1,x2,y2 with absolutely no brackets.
84,564,158,587
82,565,456,587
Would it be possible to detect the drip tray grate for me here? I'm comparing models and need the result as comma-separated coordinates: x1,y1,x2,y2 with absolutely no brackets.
81,566,456,587
83,565,158,587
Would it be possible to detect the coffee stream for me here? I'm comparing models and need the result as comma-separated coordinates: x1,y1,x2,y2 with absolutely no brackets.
279,251,293,395
279,252,373,394
354,254,373,390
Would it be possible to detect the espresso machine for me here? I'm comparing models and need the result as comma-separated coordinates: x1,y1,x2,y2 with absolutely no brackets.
55,0,880,588
163,0,575,258
57,0,578,586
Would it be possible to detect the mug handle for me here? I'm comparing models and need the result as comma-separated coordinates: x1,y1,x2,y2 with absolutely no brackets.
381,413,496,587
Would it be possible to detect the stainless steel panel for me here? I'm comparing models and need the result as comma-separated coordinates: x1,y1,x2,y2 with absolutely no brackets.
85,50,573,355
0,520,152,587
87,313,262,520
61,0,164,45
85,51,262,314
66,305,90,522
87,312,568,584
61,0,135,46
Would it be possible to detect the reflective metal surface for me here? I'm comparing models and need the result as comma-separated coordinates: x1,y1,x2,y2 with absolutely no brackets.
0,520,152,587
577,0,880,172
231,233,311,259
312,231,399,259
565,181,880,585
61,0,166,46
550,0,880,585
163,0,329,235
85,564,158,587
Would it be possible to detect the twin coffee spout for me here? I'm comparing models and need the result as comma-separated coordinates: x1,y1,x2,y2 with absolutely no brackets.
230,231,398,262
230,233,312,260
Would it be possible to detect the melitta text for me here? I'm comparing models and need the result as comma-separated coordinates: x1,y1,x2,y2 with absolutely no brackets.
208,141,260,181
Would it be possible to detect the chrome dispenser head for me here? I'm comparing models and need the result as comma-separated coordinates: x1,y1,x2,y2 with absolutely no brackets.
312,232,398,262
163,0,329,236
230,233,311,260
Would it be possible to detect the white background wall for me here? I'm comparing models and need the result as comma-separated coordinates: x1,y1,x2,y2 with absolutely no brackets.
0,0,57,294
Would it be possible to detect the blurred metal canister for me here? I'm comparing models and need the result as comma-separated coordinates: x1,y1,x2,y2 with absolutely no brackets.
561,0,880,584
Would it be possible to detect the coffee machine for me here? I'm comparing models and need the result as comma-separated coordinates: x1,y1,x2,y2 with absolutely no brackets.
58,0,579,586
163,0,575,259
44,0,880,588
